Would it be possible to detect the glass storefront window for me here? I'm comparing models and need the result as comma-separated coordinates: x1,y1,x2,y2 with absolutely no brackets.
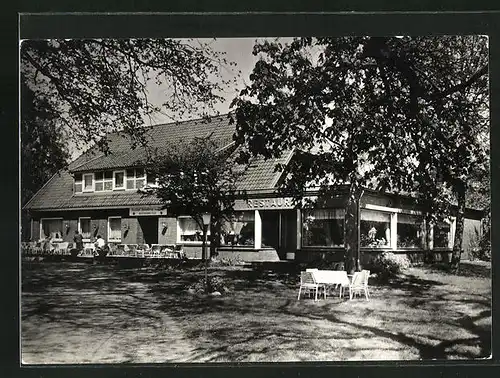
221,212,255,246
360,209,391,248
302,209,345,247
397,213,424,248
434,221,451,248
178,217,210,242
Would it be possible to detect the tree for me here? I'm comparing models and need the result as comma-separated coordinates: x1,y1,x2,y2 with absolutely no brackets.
21,38,238,154
21,73,71,241
144,135,245,290
146,136,243,246
21,73,70,206
21,38,238,242
231,36,488,273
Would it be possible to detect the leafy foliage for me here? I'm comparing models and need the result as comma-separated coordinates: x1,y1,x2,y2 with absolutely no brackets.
188,275,229,295
144,135,245,254
21,38,238,241
21,73,70,207
21,38,237,153
369,252,411,281
231,36,489,271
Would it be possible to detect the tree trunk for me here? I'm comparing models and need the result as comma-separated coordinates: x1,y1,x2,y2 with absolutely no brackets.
451,181,466,272
424,213,434,264
209,220,220,259
202,226,207,262
344,183,363,274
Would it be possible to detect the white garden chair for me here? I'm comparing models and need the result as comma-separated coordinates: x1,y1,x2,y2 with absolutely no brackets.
297,271,326,301
349,270,370,301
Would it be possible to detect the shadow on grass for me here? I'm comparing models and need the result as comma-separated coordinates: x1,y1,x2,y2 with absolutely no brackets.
424,261,491,279
22,260,491,362
149,265,490,361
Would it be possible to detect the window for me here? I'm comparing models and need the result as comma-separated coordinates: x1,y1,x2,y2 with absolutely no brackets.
114,171,125,190
40,218,63,241
74,174,83,193
126,168,146,190
397,213,424,248
146,171,157,187
79,217,91,241
83,173,94,192
108,217,122,242
434,221,452,248
360,209,391,248
302,209,345,247
95,171,113,192
221,212,255,246
178,217,210,243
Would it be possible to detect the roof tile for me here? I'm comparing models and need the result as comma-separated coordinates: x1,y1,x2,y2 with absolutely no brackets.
25,115,292,211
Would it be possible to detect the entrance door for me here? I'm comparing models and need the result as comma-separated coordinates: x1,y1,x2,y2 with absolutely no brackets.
261,211,280,254
138,217,158,245
280,210,297,255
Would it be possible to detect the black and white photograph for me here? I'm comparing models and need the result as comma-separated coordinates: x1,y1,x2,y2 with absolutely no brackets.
20,33,491,363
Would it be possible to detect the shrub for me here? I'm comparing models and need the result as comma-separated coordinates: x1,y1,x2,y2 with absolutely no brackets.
188,275,229,294
368,252,411,280
468,226,491,262
209,255,242,267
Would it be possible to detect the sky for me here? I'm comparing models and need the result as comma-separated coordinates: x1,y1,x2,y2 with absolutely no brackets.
144,37,290,125
66,37,271,159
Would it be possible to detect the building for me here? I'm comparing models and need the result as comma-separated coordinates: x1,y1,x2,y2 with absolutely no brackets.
23,114,484,263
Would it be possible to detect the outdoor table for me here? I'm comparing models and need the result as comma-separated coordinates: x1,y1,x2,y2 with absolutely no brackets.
311,270,350,299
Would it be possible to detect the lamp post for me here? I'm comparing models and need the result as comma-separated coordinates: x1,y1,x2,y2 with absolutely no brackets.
201,212,211,293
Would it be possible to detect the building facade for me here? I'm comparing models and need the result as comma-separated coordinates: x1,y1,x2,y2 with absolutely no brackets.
24,115,484,263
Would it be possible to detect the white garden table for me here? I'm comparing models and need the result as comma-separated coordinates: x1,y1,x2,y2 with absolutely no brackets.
311,270,350,298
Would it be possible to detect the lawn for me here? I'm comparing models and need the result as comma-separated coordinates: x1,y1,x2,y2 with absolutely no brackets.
21,259,491,363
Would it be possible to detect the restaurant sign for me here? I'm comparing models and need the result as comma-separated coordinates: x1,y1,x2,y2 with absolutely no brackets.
234,197,295,210
129,207,167,216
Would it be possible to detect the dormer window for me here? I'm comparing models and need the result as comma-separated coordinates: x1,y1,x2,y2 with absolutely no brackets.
75,168,151,193
95,171,113,192
114,171,125,190
74,174,83,193
83,173,94,192
126,168,146,190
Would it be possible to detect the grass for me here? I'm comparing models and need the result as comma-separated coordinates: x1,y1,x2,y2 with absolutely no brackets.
21,260,491,363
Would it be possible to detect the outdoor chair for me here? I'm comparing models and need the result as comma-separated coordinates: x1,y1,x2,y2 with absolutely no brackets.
105,243,116,256
21,242,30,255
82,243,95,257
348,270,370,301
127,244,138,257
54,242,69,255
137,244,150,257
151,244,162,258
27,241,37,255
115,244,128,256
298,271,326,301
333,262,345,271
175,244,185,259
33,242,43,255
161,245,176,258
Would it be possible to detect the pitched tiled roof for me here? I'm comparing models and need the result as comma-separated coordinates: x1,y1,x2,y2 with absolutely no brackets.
69,114,235,172
235,150,294,191
24,170,162,211
25,114,294,211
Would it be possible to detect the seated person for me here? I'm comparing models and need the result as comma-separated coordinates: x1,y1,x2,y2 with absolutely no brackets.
94,235,107,256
